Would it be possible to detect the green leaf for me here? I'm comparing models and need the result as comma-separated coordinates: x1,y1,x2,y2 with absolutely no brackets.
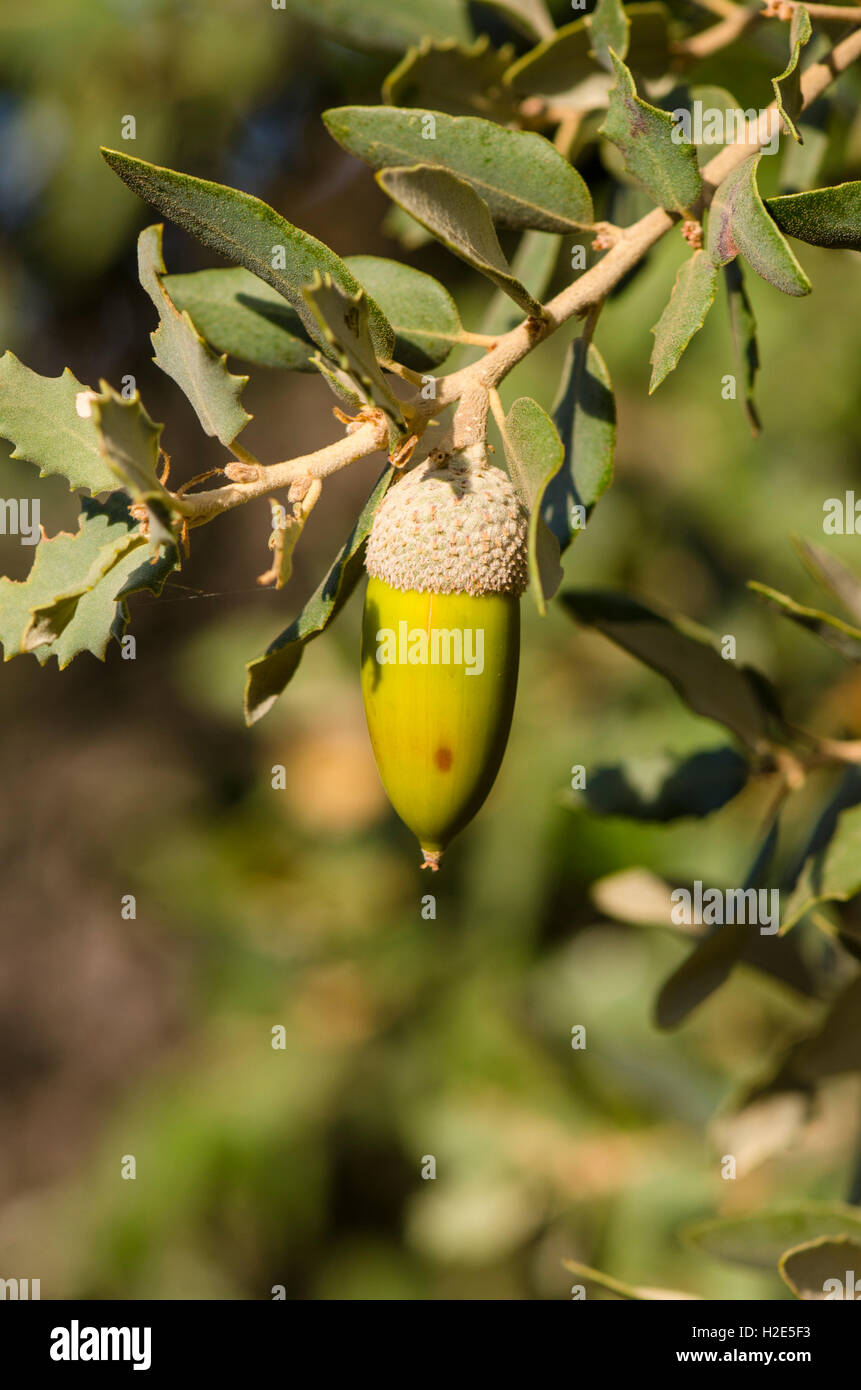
587,0,630,72
138,225,251,448
0,352,116,495
708,153,812,296
724,261,761,435
580,747,749,822
479,230,562,337
766,182,861,252
345,255,463,370
560,590,781,749
600,52,702,215
656,921,749,1030
281,0,472,52
477,0,554,41
496,397,564,614
162,267,316,371
781,978,861,1084
382,36,519,121
302,272,406,437
545,340,616,552
100,148,395,360
376,166,545,318
748,579,861,662
0,494,176,668
562,1259,700,1301
503,17,594,99
780,1236,861,1300
244,467,393,725
88,384,177,550
794,537,861,624
772,4,812,144
782,803,861,932
682,1203,861,1270
323,106,593,233
649,250,717,392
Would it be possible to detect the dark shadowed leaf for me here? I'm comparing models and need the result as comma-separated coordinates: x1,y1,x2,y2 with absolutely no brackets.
779,1236,861,1300
244,468,392,724
682,1204,861,1270
88,384,177,549
0,353,116,495
655,921,748,1029
766,182,861,252
100,149,394,359
503,16,594,98
162,267,317,371
545,340,616,551
382,36,518,120
138,225,251,448
772,4,812,144
708,153,811,296
579,746,749,821
724,260,760,435
748,580,861,662
496,396,564,614
323,106,593,232
282,0,472,52
560,590,781,748
649,250,717,391
782,803,861,932
476,0,554,40
376,166,545,318
302,273,406,437
601,52,702,215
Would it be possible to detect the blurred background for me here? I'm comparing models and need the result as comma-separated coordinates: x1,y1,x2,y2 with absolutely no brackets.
1,0,861,1299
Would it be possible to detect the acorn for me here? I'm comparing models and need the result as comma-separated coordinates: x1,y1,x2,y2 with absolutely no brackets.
361,446,528,869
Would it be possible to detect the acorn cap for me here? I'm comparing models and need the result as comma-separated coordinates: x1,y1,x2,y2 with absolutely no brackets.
365,452,528,597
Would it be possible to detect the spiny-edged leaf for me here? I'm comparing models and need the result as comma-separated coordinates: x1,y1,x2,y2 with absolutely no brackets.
311,354,365,413
376,165,545,319
782,803,861,932
88,384,176,550
562,1259,700,1301
649,250,717,391
766,182,861,252
724,261,761,435
280,0,472,52
708,153,811,296
578,746,749,822
772,4,812,144
383,36,518,121
138,225,250,448
560,590,781,749
0,494,176,668
477,0,554,40
545,340,615,552
244,467,393,725
345,255,463,370
682,1203,861,1270
496,396,564,614
0,353,116,495
601,52,702,215
302,272,405,437
748,579,861,662
162,268,316,371
795,537,861,624
323,106,593,233
587,0,630,72
480,230,562,337
780,1236,861,1300
100,148,394,360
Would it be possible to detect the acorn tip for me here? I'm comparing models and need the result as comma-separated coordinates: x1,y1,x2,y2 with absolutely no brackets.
420,848,442,871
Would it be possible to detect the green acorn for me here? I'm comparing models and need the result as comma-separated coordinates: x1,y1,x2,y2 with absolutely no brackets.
361,447,528,869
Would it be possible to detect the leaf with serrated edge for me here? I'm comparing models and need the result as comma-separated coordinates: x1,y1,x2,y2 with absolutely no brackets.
323,106,593,232
772,4,812,144
587,0,629,72
496,396,564,614
0,352,116,495
649,250,717,392
780,1236,861,1300
682,1204,861,1270
100,148,394,360
89,384,177,550
244,467,393,724
138,225,251,447
162,267,317,370
766,182,861,252
600,51,701,215
724,261,760,435
545,340,615,552
345,255,463,370
383,36,518,121
376,165,545,318
782,803,861,932
748,579,861,662
302,272,405,435
708,153,811,296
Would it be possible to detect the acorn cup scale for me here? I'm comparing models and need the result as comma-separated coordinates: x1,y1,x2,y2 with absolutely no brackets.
360,449,528,869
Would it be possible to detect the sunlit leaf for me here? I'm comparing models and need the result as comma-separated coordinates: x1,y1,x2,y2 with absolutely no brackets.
772,4,812,144
649,249,718,392
496,396,564,614
600,51,701,215
0,352,116,495
708,153,811,296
